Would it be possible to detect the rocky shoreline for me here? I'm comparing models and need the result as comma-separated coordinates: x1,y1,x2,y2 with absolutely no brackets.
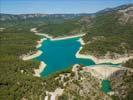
33,61,46,77
31,28,85,41
76,38,133,64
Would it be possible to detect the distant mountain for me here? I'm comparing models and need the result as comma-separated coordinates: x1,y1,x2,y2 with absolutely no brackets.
98,4,133,24
96,4,133,15
0,13,91,21
80,4,133,26
1,4,132,22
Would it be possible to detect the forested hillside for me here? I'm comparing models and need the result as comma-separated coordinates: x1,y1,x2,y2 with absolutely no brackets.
36,20,82,37
0,24,72,99
0,24,44,99
80,4,133,58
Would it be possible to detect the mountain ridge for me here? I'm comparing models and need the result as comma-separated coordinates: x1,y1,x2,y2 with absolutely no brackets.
0,4,132,21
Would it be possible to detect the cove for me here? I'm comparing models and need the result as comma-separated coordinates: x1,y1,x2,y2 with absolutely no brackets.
36,37,95,76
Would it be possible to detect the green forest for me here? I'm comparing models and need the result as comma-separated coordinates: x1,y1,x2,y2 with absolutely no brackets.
80,12,133,57
36,20,82,37
0,24,44,99
0,23,71,99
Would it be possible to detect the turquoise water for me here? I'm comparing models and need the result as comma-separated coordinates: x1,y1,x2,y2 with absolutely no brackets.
36,37,95,76
101,80,111,93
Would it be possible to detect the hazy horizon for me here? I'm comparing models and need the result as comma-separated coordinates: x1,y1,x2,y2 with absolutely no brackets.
1,0,133,14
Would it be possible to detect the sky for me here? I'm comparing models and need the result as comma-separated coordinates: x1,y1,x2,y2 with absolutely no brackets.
0,0,133,14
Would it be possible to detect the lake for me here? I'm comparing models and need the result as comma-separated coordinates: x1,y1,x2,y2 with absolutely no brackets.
36,37,95,76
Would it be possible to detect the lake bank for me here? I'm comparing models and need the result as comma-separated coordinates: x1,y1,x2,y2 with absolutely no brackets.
36,38,47,48
76,43,133,64
22,35,47,77
22,50,43,61
31,28,85,41
22,50,46,77
34,61,47,77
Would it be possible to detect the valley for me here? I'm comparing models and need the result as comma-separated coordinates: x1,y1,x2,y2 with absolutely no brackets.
0,3,133,100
